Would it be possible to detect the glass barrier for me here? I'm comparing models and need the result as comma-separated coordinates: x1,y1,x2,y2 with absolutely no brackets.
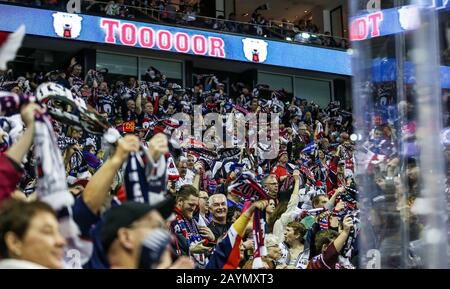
350,0,449,268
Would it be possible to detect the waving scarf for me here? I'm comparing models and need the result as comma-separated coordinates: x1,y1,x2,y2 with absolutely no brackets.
228,171,270,268
124,149,150,203
1,91,93,265
34,113,92,267
252,208,267,269
124,144,178,206
212,148,241,180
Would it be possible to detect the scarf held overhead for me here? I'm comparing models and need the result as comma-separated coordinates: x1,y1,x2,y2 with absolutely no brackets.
227,171,269,269
124,146,176,205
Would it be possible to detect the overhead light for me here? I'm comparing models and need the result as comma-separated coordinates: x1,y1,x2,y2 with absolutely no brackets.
242,13,249,16
304,10,308,13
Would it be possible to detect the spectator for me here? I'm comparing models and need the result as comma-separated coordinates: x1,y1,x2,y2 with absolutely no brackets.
263,174,279,200
277,221,308,269
67,59,83,88
340,39,349,49
0,103,43,204
207,193,229,241
250,13,267,36
161,2,177,23
307,215,354,269
266,198,276,222
213,15,226,31
271,150,289,182
196,190,210,226
170,184,211,267
105,1,121,16
0,200,66,269
226,13,240,33
175,159,194,189
272,170,301,239
101,201,174,269
322,31,338,47
182,5,196,23
305,20,319,33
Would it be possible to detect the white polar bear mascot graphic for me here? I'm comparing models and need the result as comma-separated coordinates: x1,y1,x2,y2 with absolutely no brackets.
52,12,83,39
398,5,420,31
242,38,268,63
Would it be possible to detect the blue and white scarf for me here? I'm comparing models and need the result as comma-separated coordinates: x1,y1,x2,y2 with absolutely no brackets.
124,149,150,203
34,113,93,268
124,146,170,205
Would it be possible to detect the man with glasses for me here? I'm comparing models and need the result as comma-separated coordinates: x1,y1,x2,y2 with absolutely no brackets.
264,174,279,201
175,159,195,190
195,190,211,227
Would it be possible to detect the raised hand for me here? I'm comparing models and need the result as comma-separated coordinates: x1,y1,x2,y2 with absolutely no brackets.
115,134,140,163
198,226,215,242
20,103,44,127
342,215,354,233
147,133,169,161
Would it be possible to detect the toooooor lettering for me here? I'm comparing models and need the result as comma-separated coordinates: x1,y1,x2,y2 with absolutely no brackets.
100,19,226,58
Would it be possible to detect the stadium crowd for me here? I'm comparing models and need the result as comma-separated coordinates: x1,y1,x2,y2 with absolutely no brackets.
0,51,433,269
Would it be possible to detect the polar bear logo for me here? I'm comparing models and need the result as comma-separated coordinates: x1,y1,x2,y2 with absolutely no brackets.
52,12,83,39
398,5,420,31
242,38,268,63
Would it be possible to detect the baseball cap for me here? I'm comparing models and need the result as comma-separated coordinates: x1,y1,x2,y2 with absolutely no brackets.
101,198,175,253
